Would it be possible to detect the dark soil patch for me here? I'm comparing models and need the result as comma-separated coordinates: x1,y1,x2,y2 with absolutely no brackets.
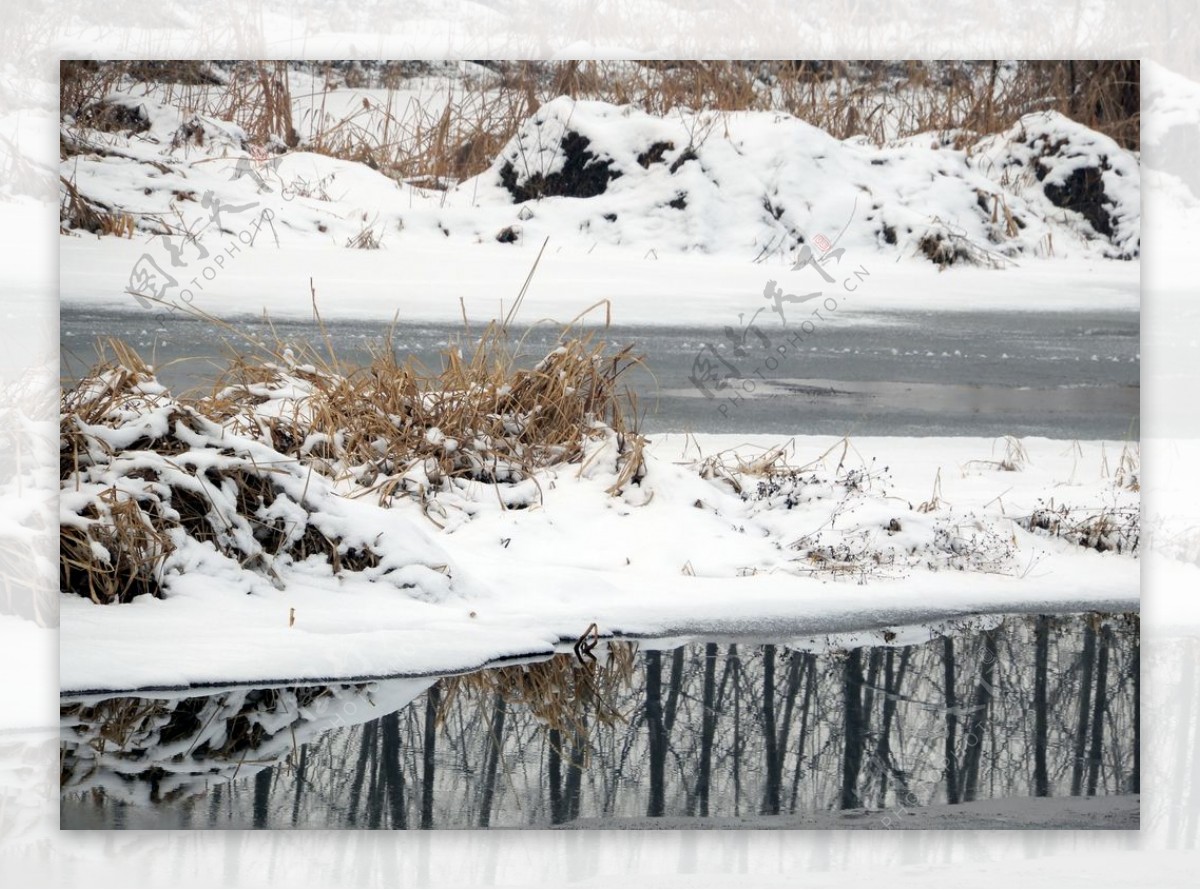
499,130,620,202
637,140,675,168
918,232,970,267
668,147,699,174
1039,161,1114,238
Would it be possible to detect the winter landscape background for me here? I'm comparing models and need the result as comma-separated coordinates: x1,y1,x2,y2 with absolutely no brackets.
0,1,1198,884
49,58,1143,832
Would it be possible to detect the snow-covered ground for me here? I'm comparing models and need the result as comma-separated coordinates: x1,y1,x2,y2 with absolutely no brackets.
0,8,1187,882
0,617,56,729
60,69,1139,326
60,235,1139,325
57,67,1141,693
61,432,1138,693
64,69,1140,263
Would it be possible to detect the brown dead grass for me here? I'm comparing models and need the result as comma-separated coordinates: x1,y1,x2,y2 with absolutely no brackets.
204,307,644,490
61,61,1140,187
61,305,644,604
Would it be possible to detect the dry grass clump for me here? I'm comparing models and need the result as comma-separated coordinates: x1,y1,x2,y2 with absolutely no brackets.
1013,441,1139,555
303,78,533,188
916,222,1015,270
72,99,150,135
62,60,297,155
60,487,175,605
1018,500,1140,555
227,61,298,147
344,223,384,249
693,437,1025,580
60,344,174,603
965,435,1030,473
59,175,135,237
696,437,885,505
60,61,131,122
60,341,384,604
1109,441,1140,492
60,61,219,122
439,640,637,737
61,316,643,603
206,318,644,494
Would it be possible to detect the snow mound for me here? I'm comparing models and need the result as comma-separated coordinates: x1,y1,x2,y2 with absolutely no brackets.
484,98,1139,264
60,362,464,607
972,111,1140,259
60,90,1140,266
496,99,638,201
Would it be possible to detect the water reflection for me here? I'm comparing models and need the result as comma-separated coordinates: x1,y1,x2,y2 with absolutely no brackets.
60,613,1139,829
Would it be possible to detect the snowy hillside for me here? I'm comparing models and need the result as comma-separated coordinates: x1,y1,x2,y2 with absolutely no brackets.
61,85,1139,269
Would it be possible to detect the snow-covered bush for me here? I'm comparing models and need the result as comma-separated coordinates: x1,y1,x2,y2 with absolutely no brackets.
60,347,460,605
206,328,645,495
59,332,646,604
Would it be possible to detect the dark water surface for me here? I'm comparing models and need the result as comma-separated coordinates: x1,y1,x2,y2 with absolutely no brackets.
61,612,1139,829
60,307,1139,438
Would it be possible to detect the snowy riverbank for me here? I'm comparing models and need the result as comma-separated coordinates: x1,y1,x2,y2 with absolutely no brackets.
61,428,1139,693
60,68,1139,327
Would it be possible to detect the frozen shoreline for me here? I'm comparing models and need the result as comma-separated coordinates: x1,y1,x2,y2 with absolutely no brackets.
61,235,1139,327
60,433,1140,694
59,593,1140,698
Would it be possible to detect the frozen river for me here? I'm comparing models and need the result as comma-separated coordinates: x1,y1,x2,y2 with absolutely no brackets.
60,306,1139,439
61,613,1139,830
